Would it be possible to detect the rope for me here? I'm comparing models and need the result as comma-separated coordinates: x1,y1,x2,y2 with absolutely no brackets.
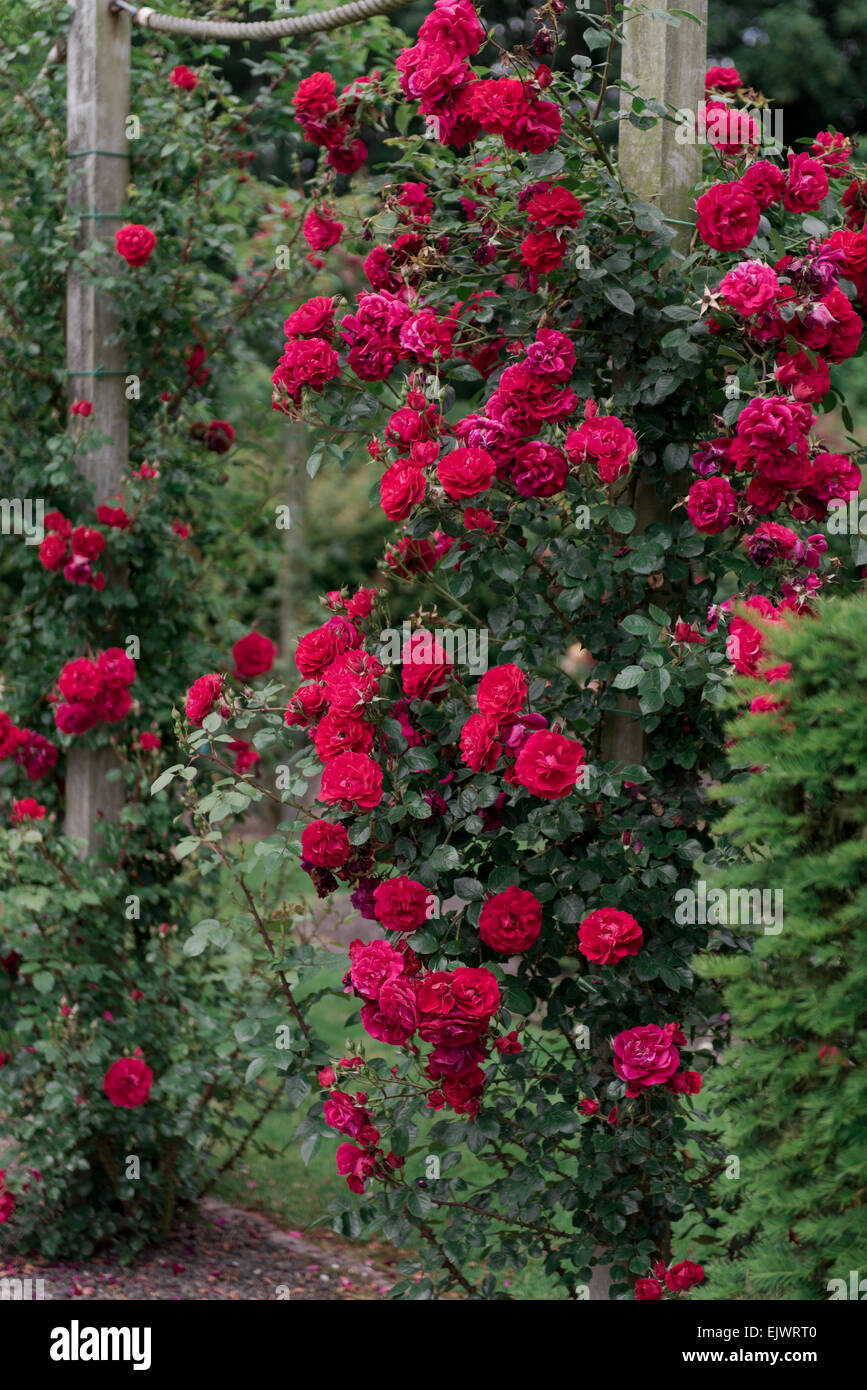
109,0,412,40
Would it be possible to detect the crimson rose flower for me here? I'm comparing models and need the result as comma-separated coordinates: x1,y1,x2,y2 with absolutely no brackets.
479,886,542,954
170,65,198,90
635,1278,663,1300
577,908,643,964
437,446,495,500
665,1260,705,1292
301,820,350,868
115,224,157,266
103,1055,153,1108
478,663,528,723
233,631,276,680
319,751,383,809
514,729,585,799
373,875,430,932
612,1023,681,1097
686,476,737,533
695,182,759,251
185,672,223,725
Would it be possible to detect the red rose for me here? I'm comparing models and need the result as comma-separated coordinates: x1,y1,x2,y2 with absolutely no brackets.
686,476,737,533
524,186,584,229
190,419,235,454
185,672,223,725
10,797,45,824
103,1055,153,1108
39,533,66,571
55,702,99,735
318,751,383,810
285,683,328,727
380,460,426,520
519,228,565,274
565,408,638,483
348,937,407,1000
232,631,276,680
272,337,341,408
114,224,157,266
301,820,350,868
437,447,495,500
401,629,453,701
58,657,102,704
303,206,343,252
705,65,741,93
635,1277,664,1300
726,595,780,676
373,876,430,932
695,182,760,252
479,885,542,954
612,1023,681,1097
668,1070,703,1095
314,711,374,761
477,663,528,723
782,152,829,213
284,296,335,340
514,729,585,799
295,618,357,679
459,713,502,772
293,71,339,122
740,159,786,209
665,1260,705,1292
98,646,135,686
170,65,198,90
719,259,779,315
578,908,643,964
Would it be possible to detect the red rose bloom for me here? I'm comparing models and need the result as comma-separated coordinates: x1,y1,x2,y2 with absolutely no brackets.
348,937,407,1000
665,1260,705,1292
285,683,328,727
58,657,102,704
577,908,643,964
782,152,829,213
612,1023,681,1097
520,229,565,273
319,751,383,810
185,672,223,725
115,224,157,266
479,885,542,954
303,206,343,252
170,65,198,90
401,629,453,701
565,407,638,483
373,876,430,932
103,1055,153,1108
301,820,350,868
477,663,528,723
635,1277,663,1301
295,619,357,679
695,182,760,252
686,476,737,533
380,460,426,520
514,730,585,799
459,713,502,772
232,631,276,680
314,711,374,761
740,159,786,209
705,65,741,93
10,797,45,825
524,186,584,229
437,447,495,500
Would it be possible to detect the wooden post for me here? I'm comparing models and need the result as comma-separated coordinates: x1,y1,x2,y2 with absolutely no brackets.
65,0,131,849
590,0,708,1298
601,0,708,770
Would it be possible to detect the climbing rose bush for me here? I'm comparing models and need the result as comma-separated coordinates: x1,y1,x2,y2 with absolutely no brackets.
170,9,863,1299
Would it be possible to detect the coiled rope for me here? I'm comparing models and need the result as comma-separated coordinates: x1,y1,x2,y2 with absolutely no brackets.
109,0,412,40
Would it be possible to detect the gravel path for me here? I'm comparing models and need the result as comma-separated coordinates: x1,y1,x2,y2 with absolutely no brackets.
0,1199,398,1301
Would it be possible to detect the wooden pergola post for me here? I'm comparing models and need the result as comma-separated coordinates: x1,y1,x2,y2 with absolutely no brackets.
590,0,708,1299
65,0,131,849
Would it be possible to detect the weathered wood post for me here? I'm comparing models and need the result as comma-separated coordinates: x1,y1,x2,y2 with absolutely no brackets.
65,0,131,849
590,0,708,1299
600,0,708,774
